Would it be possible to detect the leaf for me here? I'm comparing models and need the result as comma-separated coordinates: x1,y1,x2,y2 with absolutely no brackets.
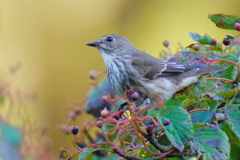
217,54,238,91
156,107,192,151
147,97,184,117
208,13,240,30
188,32,212,45
191,98,218,123
163,97,185,108
188,32,202,42
84,77,125,117
78,148,95,160
224,104,240,139
192,124,230,160
137,143,158,158
0,121,22,146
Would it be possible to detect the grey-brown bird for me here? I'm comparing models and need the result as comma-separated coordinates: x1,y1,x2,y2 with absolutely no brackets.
86,34,223,104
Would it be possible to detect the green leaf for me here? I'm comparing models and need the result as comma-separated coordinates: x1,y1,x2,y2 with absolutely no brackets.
198,33,212,44
156,107,192,151
137,143,158,158
163,97,185,108
192,124,230,160
208,13,240,30
147,97,184,116
188,32,212,45
84,77,125,117
217,54,238,91
224,104,240,139
191,98,218,123
78,148,95,160
0,121,22,146
189,32,202,42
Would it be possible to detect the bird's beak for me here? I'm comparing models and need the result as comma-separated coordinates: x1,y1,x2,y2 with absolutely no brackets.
86,41,98,47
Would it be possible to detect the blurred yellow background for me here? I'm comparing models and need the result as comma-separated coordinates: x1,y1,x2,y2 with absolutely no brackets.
0,0,240,159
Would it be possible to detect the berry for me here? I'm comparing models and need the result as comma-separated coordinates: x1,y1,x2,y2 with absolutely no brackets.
101,95,109,102
210,38,217,45
71,126,79,135
96,120,103,128
60,124,71,134
234,23,240,31
131,92,139,101
100,108,109,118
89,70,98,80
163,118,171,126
68,111,76,119
193,44,200,51
75,109,81,115
222,38,231,46
163,40,170,47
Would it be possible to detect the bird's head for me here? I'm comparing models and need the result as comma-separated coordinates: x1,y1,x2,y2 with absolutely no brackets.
86,34,135,54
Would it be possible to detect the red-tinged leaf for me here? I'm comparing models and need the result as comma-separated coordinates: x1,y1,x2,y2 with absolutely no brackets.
192,124,230,160
208,13,240,30
231,40,240,45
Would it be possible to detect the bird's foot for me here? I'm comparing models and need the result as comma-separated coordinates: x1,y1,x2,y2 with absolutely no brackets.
117,102,128,119
137,97,151,108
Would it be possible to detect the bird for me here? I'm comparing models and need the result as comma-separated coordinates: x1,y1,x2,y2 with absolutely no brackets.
86,34,223,104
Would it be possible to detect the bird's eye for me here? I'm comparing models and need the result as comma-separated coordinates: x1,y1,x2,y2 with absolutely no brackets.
106,36,114,42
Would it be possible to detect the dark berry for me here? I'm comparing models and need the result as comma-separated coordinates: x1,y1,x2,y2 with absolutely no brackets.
96,120,103,128
234,23,240,31
193,44,200,51
163,118,171,126
131,92,139,101
163,40,170,47
101,95,109,102
222,38,231,46
211,38,217,45
100,108,109,118
71,126,79,135
89,70,98,80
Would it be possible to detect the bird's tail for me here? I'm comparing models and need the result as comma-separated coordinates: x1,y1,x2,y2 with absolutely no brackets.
197,66,224,76
178,66,224,80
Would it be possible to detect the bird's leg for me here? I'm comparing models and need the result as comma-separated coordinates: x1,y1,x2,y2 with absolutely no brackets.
137,97,151,108
118,102,128,119
118,102,128,111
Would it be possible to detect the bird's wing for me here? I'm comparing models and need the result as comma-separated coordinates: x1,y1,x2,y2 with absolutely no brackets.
131,51,193,80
